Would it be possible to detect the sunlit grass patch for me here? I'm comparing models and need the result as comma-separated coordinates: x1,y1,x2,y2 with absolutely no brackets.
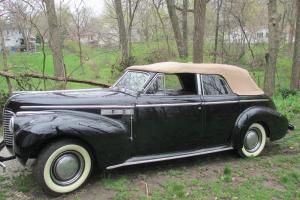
100,176,129,191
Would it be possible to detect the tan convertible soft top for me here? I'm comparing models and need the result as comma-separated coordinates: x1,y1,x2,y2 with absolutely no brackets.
128,62,264,95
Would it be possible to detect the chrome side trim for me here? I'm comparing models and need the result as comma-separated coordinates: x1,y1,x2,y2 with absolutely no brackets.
21,105,135,109
240,99,269,103
101,109,134,116
20,99,269,110
14,88,103,94
106,146,233,170
136,102,202,108
203,100,238,105
203,99,269,105
16,111,54,116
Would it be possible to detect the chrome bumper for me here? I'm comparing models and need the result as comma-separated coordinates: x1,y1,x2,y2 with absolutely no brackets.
0,140,16,172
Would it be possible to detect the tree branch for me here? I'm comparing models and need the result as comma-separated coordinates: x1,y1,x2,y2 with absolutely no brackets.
175,5,193,12
0,71,110,88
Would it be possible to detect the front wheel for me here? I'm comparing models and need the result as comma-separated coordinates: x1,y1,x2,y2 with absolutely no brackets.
238,123,267,157
34,139,92,196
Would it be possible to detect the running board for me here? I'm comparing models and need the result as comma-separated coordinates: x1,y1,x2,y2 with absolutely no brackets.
106,145,233,170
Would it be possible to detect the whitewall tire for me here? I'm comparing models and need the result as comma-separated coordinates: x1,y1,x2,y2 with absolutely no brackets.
34,140,92,196
238,123,267,157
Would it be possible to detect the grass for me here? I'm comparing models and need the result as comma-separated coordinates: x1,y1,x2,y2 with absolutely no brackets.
13,174,35,193
100,176,129,191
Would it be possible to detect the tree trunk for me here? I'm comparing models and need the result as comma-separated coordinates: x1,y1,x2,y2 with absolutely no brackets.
182,0,188,57
264,0,279,96
166,0,186,58
78,29,84,73
0,23,12,93
290,0,300,90
44,0,65,77
193,0,207,63
213,0,222,63
114,0,129,63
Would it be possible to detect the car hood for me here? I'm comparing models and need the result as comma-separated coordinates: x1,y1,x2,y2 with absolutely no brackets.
5,88,136,111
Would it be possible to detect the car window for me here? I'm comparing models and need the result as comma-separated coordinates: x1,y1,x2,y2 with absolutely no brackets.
165,74,183,90
145,73,198,95
146,75,164,94
114,71,150,91
202,75,230,95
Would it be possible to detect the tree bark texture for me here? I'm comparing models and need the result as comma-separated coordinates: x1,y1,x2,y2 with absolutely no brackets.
114,0,129,62
166,0,186,58
44,0,65,77
182,0,188,57
213,0,222,63
290,0,300,90
264,0,279,96
193,0,207,63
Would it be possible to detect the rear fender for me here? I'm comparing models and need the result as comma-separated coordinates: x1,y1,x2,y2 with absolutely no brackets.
232,106,288,149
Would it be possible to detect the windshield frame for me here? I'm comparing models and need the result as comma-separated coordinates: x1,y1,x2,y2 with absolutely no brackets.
112,70,153,92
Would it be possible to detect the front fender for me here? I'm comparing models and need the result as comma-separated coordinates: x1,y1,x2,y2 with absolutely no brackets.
13,110,130,165
232,106,288,149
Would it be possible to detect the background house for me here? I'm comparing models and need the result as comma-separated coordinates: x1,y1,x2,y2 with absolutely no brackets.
1,26,36,52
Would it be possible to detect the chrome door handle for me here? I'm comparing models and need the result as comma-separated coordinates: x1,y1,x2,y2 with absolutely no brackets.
198,106,202,110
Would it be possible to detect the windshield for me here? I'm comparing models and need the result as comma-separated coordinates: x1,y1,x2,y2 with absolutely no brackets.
113,71,150,92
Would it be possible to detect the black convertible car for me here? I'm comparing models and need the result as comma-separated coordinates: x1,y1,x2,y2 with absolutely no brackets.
0,62,292,195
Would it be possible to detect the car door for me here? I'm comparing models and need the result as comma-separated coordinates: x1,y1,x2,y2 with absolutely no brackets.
200,74,240,146
134,73,204,156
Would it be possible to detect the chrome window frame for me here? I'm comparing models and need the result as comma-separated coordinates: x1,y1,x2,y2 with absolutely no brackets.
143,73,165,95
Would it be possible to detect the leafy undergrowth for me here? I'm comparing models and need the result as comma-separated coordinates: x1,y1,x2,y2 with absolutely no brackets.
273,92,300,121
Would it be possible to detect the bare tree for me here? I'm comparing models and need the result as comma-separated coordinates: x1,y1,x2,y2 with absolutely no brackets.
264,0,280,96
127,0,141,54
114,0,129,63
152,0,172,56
21,0,49,89
0,20,12,93
166,0,186,58
193,0,207,63
43,0,65,78
70,0,90,73
290,0,300,90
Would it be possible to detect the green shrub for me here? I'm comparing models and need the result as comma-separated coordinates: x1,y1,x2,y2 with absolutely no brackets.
273,94,300,120
278,88,297,99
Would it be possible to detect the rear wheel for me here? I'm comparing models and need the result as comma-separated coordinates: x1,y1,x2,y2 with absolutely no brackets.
238,123,266,157
34,140,92,196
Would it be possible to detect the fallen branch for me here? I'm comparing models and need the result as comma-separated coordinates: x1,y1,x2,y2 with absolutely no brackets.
0,71,110,88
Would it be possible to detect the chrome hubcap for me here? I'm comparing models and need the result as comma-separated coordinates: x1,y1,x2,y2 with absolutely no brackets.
244,128,262,153
51,151,84,186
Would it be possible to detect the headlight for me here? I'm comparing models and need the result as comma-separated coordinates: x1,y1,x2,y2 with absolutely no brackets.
9,116,15,133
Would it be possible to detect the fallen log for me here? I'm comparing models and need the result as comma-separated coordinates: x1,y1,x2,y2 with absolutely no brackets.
0,71,110,88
